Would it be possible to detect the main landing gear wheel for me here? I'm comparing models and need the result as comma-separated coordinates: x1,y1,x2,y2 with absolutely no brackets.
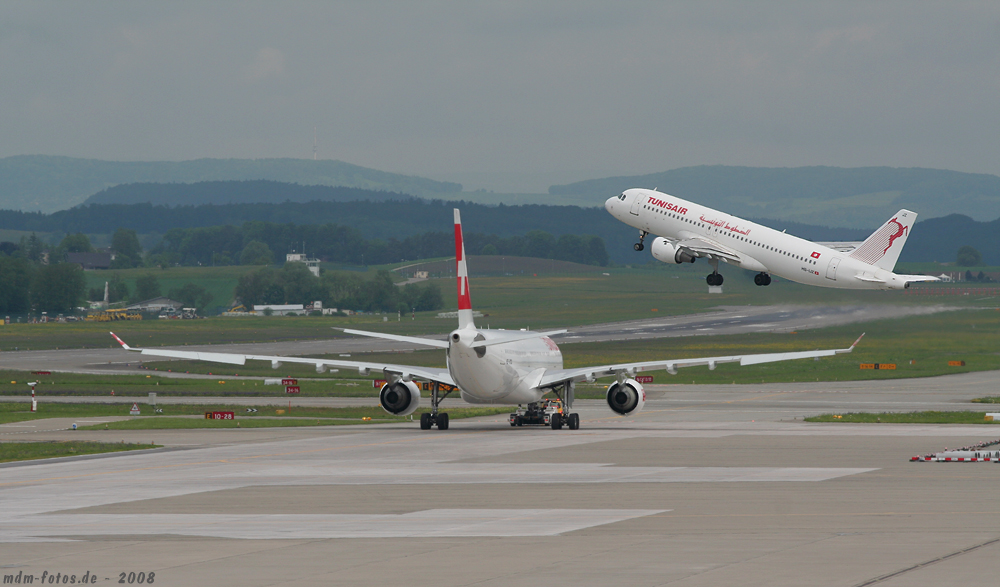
634,230,648,251
706,273,723,286
421,381,453,431
550,413,563,430
568,413,580,430
754,272,772,286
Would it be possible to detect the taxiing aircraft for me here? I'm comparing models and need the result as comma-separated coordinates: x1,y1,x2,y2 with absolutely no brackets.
112,209,863,431
606,188,938,290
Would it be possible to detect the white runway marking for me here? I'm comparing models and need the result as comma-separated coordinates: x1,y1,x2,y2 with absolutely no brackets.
216,463,875,485
0,427,876,543
4,509,668,541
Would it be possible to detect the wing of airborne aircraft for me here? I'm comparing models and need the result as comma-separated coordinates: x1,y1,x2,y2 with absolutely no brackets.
671,236,743,264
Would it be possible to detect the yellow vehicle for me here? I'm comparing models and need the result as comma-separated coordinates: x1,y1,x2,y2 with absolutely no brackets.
85,308,142,322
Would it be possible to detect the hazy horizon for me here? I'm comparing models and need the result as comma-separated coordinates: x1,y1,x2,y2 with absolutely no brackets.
3,2,998,193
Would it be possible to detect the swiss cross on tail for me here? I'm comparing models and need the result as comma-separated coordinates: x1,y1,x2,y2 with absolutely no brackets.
454,209,475,329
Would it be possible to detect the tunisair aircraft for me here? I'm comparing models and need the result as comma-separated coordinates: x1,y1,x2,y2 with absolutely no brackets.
606,188,939,290
111,209,862,431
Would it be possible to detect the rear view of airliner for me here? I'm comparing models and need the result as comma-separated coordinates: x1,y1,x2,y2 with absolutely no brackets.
113,209,862,431
606,188,938,290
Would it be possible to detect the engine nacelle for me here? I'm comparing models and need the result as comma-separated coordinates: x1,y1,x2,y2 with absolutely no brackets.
651,237,695,264
379,380,421,416
606,379,646,416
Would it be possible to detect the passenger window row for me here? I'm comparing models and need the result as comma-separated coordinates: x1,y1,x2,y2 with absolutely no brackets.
644,204,818,265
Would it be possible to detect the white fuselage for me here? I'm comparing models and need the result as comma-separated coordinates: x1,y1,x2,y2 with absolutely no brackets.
607,188,912,290
447,328,563,405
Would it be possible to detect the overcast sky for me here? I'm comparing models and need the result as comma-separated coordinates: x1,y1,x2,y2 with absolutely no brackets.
1,2,998,192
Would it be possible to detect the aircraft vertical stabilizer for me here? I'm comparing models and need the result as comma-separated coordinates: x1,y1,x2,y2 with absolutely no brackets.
454,209,476,329
849,209,917,272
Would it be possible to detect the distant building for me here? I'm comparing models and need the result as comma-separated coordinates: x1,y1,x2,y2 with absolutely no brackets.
286,252,320,277
67,252,114,270
254,304,305,316
126,297,184,313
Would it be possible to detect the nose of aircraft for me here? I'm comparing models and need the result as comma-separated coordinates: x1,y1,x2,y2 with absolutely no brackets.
605,195,617,213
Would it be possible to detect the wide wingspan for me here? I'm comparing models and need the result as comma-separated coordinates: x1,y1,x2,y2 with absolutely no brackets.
110,332,455,386
537,334,864,388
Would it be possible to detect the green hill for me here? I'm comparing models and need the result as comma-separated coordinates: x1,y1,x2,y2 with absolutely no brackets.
0,155,462,213
549,165,1000,229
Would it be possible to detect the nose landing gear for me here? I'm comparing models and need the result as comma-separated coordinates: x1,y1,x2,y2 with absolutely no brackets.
634,230,648,251
754,272,772,286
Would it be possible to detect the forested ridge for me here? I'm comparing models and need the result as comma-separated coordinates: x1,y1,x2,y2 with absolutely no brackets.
0,189,996,265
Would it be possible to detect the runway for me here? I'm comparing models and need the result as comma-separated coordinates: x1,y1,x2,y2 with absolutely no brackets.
2,371,999,586
0,303,956,376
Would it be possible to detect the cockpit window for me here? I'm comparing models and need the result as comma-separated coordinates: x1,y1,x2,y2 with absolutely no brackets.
619,193,626,200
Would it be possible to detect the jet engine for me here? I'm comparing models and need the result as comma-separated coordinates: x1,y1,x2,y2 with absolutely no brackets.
606,379,646,416
651,238,695,264
379,380,421,416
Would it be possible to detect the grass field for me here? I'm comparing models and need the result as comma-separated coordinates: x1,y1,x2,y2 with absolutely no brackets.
186,308,995,386
6,260,994,352
78,406,508,430
0,441,158,463
973,397,1000,403
2,307,997,394
0,402,508,427
805,412,1000,424
82,265,258,313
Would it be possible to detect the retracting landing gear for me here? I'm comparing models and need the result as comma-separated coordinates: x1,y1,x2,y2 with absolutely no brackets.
420,381,451,430
706,257,724,286
754,272,772,286
634,230,648,252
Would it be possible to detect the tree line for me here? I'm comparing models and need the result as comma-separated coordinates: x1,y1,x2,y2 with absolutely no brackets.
148,222,609,267
234,265,443,314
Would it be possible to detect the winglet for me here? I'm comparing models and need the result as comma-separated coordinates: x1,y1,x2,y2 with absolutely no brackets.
849,333,865,351
109,332,132,351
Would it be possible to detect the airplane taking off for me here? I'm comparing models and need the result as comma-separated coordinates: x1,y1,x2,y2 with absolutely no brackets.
606,188,939,290
112,209,863,431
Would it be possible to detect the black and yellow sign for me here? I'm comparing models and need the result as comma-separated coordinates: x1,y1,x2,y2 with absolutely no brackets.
860,363,896,370
421,382,459,392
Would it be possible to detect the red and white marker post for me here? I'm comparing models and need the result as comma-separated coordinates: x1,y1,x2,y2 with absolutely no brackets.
28,381,38,412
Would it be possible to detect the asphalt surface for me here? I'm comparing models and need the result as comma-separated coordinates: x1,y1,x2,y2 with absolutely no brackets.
2,370,999,586
0,304,956,377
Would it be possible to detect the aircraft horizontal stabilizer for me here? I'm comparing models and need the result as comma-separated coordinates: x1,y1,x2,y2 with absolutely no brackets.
473,330,567,348
338,328,450,348
896,274,940,284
